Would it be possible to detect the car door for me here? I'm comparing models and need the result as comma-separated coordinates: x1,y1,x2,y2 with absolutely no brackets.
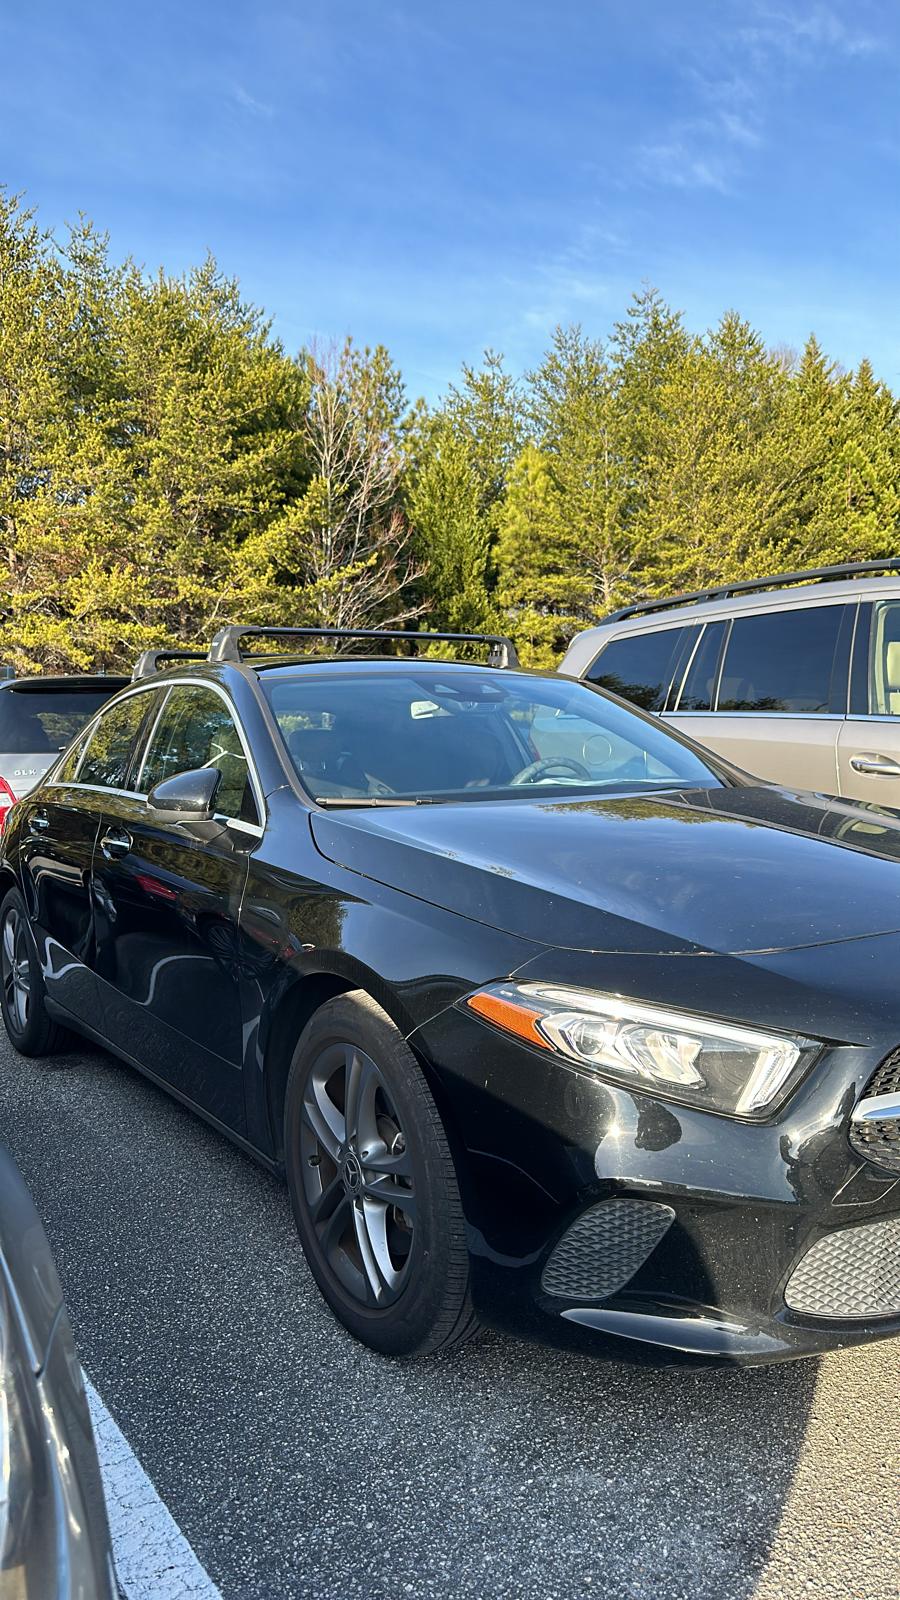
837,597,900,805
666,603,853,793
91,682,263,1131
20,691,155,1028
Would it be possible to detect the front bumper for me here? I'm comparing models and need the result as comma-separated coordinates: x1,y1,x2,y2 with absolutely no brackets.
413,1002,900,1365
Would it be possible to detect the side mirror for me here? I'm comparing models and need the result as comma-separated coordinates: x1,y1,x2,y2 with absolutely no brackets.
147,767,221,819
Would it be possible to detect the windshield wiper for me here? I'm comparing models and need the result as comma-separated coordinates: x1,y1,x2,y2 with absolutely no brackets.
314,796,437,808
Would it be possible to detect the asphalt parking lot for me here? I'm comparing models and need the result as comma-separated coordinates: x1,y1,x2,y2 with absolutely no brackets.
0,1033,897,1600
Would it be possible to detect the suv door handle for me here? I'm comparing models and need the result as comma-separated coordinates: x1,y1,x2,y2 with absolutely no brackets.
849,754,900,776
100,828,132,860
28,812,50,835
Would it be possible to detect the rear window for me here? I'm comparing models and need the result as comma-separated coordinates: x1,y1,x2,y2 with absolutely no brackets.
0,686,117,754
585,626,697,712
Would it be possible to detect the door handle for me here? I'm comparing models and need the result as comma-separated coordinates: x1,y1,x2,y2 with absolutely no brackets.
849,755,900,776
28,813,50,835
100,828,132,860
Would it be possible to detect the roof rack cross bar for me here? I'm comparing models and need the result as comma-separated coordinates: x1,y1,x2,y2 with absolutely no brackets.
207,626,520,669
604,558,900,624
132,649,207,682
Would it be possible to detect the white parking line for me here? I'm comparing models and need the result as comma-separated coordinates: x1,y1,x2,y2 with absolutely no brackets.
84,1377,223,1600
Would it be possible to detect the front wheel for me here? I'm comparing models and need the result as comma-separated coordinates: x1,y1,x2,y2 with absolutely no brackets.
284,991,477,1357
0,887,70,1056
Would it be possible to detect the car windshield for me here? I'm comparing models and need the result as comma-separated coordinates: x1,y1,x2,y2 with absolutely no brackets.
0,686,116,754
263,668,727,804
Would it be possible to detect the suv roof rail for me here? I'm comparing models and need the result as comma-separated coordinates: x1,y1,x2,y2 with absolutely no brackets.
132,649,207,682
207,625,521,670
605,558,900,623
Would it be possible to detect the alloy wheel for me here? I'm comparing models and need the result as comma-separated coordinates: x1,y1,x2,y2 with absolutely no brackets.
1,907,30,1033
299,1042,417,1308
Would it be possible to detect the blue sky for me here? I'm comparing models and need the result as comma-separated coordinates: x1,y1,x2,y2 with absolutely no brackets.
1,1,898,399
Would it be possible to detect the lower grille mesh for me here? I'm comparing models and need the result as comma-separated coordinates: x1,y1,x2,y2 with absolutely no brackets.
541,1199,674,1301
784,1216,900,1319
849,1047,900,1176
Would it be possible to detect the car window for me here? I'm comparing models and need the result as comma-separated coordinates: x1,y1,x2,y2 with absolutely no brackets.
675,621,728,711
77,693,153,790
718,605,850,714
869,601,900,714
56,721,100,783
141,686,259,824
585,626,697,712
0,686,117,755
263,667,725,803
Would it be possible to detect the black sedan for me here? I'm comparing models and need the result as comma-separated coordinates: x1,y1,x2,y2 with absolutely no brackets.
2,626,899,1365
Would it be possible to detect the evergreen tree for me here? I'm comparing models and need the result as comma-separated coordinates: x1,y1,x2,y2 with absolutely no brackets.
4,187,900,676
528,325,633,614
635,312,789,594
404,418,491,635
494,443,582,667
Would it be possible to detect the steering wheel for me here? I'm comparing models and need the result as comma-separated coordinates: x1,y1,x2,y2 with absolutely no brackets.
510,756,591,786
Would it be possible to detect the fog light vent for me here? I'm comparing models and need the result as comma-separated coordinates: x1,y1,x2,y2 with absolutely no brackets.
784,1217,900,1320
541,1199,675,1301
849,1046,900,1176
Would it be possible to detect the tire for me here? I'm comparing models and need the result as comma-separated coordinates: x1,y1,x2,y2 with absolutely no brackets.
284,990,478,1357
0,887,70,1056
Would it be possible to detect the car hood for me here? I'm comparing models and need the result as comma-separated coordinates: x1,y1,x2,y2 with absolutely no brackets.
310,784,900,957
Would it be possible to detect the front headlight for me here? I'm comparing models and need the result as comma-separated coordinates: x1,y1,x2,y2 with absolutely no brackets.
465,982,820,1119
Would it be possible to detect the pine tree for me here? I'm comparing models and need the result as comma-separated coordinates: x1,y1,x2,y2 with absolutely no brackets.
404,418,491,636
634,313,789,595
494,443,583,667
528,325,633,613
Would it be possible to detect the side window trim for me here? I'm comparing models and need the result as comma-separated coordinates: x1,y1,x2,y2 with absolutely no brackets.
133,688,174,794
710,618,731,711
849,601,873,716
661,625,702,712
670,625,705,711
670,618,730,713
829,600,856,715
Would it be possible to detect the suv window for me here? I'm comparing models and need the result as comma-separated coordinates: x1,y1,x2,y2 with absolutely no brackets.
718,605,850,714
0,685,116,755
869,601,900,714
77,692,152,790
676,621,727,712
141,686,258,824
585,626,697,712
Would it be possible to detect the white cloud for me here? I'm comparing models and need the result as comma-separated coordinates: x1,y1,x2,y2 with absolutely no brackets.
741,5,880,60
637,139,731,193
232,84,274,118
634,3,883,195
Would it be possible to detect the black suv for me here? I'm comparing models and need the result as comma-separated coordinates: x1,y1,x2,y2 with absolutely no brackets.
2,626,899,1365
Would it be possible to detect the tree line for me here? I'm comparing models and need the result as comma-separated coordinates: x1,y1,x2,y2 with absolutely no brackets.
2,189,898,673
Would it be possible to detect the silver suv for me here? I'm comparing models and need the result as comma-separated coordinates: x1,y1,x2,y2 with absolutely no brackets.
0,675,128,799
558,559,900,806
